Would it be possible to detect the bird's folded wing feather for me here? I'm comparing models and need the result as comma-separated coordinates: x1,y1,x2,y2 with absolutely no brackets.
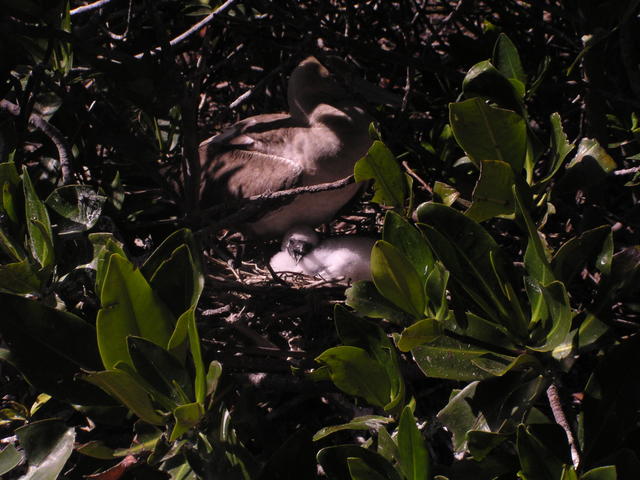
199,114,304,200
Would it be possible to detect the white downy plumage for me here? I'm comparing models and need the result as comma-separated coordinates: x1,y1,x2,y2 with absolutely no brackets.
270,227,375,282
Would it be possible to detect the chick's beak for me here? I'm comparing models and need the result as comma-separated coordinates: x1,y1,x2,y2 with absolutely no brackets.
287,239,313,264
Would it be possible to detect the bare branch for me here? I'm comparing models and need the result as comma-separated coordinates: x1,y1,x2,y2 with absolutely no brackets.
547,382,581,469
0,100,74,185
134,0,236,59
70,0,117,16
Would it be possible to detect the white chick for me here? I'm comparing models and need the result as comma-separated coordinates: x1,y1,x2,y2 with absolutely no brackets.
270,226,375,282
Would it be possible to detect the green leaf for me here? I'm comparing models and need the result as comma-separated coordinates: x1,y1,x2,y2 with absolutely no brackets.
141,229,204,317
0,444,23,476
432,181,460,206
315,346,391,408
567,138,616,173
89,233,127,294
383,210,434,278
371,240,426,319
529,281,572,354
0,161,21,224
45,185,106,234
466,431,510,460
493,33,527,93
22,166,54,269
551,225,610,285
398,406,431,480
313,416,394,442
465,160,516,222
354,141,407,209
0,293,108,405
412,337,494,381
536,113,575,185
397,319,442,352
437,382,485,453
0,258,41,294
449,97,527,172
417,203,521,334
170,402,205,441
15,419,75,480
582,466,617,480
516,424,564,480
345,281,409,326
127,336,193,403
334,306,404,411
317,445,402,480
347,457,391,480
462,60,523,113
96,254,175,369
83,369,165,425
377,427,399,463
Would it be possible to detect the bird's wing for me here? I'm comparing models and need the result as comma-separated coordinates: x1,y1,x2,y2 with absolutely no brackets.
199,114,305,201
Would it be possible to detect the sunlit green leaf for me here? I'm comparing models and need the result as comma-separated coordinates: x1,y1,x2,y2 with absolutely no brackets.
315,346,391,408
0,258,41,294
398,405,431,480
582,465,617,480
450,98,527,171
313,416,393,442
371,240,426,319
412,337,494,381
170,402,205,441
465,160,515,222
536,113,575,185
397,319,442,352
383,210,433,278
22,166,54,269
354,141,407,209
96,254,175,369
0,444,23,476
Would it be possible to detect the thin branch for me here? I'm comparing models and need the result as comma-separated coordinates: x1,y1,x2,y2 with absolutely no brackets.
229,63,287,109
194,175,356,235
133,0,236,59
613,166,640,176
70,0,117,16
0,100,74,185
546,382,581,469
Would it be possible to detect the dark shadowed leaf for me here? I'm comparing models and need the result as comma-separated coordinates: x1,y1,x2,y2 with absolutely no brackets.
582,466,617,480
15,419,75,480
516,424,564,480
0,293,109,404
551,225,610,285
493,33,527,94
83,368,165,425
536,113,575,186
317,445,402,480
345,281,409,326
45,185,106,233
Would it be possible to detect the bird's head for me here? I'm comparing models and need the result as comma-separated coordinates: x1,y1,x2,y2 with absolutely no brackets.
282,226,320,263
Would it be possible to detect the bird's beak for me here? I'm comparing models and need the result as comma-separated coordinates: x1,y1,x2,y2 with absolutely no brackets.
287,239,313,264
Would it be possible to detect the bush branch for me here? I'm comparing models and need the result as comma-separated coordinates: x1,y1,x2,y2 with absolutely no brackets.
546,382,581,469
0,100,74,185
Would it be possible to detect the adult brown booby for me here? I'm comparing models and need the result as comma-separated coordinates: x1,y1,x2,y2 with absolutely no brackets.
199,56,393,237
